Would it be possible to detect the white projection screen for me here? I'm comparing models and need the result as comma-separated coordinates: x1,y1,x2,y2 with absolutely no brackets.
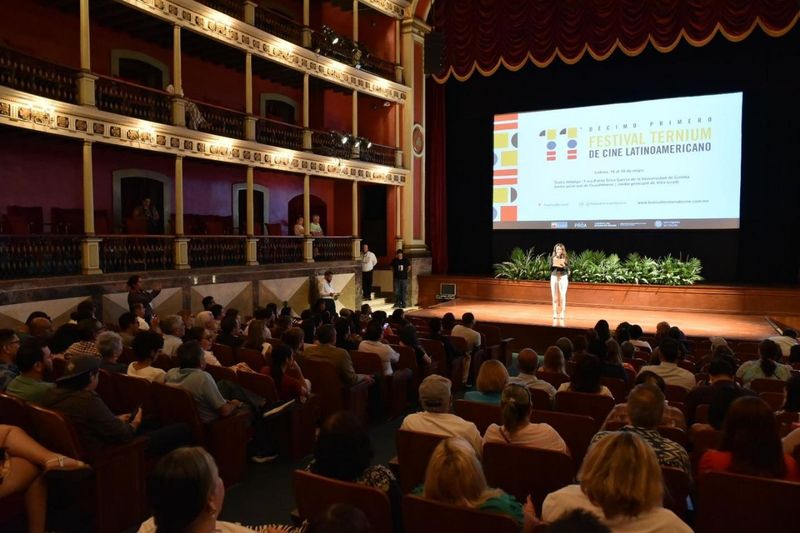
492,93,743,230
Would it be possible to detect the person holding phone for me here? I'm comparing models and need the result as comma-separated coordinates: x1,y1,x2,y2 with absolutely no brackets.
549,243,570,320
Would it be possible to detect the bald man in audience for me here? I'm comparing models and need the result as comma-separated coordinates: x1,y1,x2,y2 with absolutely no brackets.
27,317,53,340
508,348,556,401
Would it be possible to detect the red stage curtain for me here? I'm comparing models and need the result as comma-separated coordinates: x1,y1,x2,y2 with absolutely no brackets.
433,0,800,82
426,77,448,274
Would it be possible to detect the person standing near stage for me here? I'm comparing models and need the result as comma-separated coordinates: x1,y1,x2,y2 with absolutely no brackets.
318,270,339,317
391,249,411,309
361,243,378,301
549,243,570,319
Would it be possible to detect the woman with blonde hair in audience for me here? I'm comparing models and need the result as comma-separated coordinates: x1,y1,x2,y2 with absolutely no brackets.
557,355,613,399
540,346,568,376
465,360,509,404
420,437,528,529
542,432,691,532
483,384,568,453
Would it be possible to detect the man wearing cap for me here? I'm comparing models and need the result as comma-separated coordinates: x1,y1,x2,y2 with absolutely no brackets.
7,338,54,403
400,375,483,457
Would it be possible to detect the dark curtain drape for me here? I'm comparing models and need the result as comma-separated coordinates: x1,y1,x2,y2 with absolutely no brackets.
433,0,800,82
425,77,448,274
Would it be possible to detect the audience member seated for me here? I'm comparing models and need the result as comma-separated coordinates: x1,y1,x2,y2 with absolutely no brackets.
0,424,88,533
465,360,509,405
97,331,127,374
128,331,167,383
282,327,307,359
541,346,568,376
358,320,400,376
555,337,574,362
216,316,244,349
308,411,402,530
547,509,611,533
334,317,362,351
400,375,483,456
542,432,691,532
508,348,556,401
699,396,800,481
767,329,798,357
7,338,54,403
782,425,800,456
483,384,568,453
592,384,691,476
266,344,310,402
195,310,216,333
398,323,432,368
187,327,223,367
602,371,687,431
160,315,186,357
132,303,151,331
305,503,372,533
571,335,589,360
558,355,613,399
789,344,800,365
415,437,526,529
64,319,104,359
118,312,140,348
441,313,457,333
43,356,189,459
302,325,372,387
69,301,97,324
736,339,791,388
0,329,22,391
359,304,373,323
628,324,651,351
138,447,261,533
637,338,695,391
242,319,271,354
23,315,53,342
48,324,81,358
451,313,481,384
599,339,630,383
684,358,756,427
776,374,800,416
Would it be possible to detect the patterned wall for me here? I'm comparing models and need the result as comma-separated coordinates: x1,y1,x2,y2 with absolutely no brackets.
492,113,519,223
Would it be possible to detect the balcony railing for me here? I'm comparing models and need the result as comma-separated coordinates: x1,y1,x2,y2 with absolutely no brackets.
314,237,353,261
311,130,353,159
254,7,304,45
190,100,247,139
309,28,397,80
95,76,172,125
196,0,243,19
359,142,398,167
256,236,304,264
361,52,396,80
100,236,175,273
188,236,247,267
0,235,82,279
0,45,78,104
255,117,304,151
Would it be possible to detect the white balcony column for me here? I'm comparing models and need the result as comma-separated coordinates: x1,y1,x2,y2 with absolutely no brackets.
394,19,403,83
246,166,258,265
303,174,314,262
174,156,190,269
302,73,312,150
244,1,257,25
76,0,96,105
81,141,101,274
302,0,312,47
171,24,186,127
352,90,360,158
353,0,359,42
245,52,256,140
351,180,359,237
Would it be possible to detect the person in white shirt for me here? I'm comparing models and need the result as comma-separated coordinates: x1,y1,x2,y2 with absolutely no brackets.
628,324,652,352
638,338,696,391
451,313,482,385
542,431,691,533
160,315,185,357
318,270,338,317
127,331,166,383
400,374,483,457
361,243,378,301
358,320,399,376
508,348,556,401
483,384,567,454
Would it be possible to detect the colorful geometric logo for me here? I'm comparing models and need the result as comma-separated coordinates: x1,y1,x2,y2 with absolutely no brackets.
493,113,519,222
540,127,578,162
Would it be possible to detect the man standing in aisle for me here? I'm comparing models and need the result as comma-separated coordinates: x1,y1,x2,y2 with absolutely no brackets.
361,243,378,301
391,249,411,309
318,270,339,317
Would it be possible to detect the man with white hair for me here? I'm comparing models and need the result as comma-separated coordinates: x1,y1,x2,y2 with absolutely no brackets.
97,331,127,374
160,315,186,357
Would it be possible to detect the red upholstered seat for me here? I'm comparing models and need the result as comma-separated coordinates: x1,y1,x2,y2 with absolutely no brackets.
296,357,370,423
554,390,615,430
351,350,412,418
661,466,691,520
402,495,519,533
237,347,266,372
395,429,447,493
536,370,571,389
530,409,596,468
454,399,501,435
750,378,787,394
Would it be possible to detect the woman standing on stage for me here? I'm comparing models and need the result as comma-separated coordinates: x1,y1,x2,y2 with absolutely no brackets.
549,243,570,319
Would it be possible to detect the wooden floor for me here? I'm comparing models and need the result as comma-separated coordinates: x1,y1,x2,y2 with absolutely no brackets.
408,298,778,341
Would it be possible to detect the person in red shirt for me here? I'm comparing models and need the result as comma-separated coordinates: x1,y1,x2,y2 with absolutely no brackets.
264,344,309,402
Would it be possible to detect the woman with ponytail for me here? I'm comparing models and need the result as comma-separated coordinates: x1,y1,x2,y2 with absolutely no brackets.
483,384,568,454
736,339,791,388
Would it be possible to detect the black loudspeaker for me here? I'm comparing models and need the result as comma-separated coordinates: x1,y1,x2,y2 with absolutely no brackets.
424,32,445,75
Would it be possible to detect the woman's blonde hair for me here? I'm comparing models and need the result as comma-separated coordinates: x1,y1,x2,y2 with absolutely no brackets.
552,243,568,258
423,438,501,507
579,432,663,519
475,360,509,394
542,345,566,374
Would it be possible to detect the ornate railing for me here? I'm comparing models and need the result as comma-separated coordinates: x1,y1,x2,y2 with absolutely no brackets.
254,7,304,45
95,76,172,125
256,236,304,264
311,130,353,159
0,235,82,279
189,100,246,139
196,0,243,19
308,28,397,80
0,46,78,103
359,142,398,167
187,236,246,267
314,237,353,262
361,53,396,80
99,236,174,273
256,117,304,150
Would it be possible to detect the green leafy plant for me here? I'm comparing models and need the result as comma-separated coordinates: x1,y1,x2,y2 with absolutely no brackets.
493,247,703,285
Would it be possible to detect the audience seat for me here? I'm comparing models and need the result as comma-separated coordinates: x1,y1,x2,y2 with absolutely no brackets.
293,470,393,532
151,383,249,486
529,387,553,411
661,466,691,520
212,343,237,367
530,410,596,468
418,338,448,376
483,442,575,513
296,358,370,424
152,353,174,371
402,495,519,533
694,403,710,424
775,410,799,437
205,363,238,383
351,350,412,418
119,346,135,364
237,347,267,373
759,391,784,412
749,378,787,394
664,384,688,403
94,369,123,414
474,324,514,367
0,392,33,433
111,372,156,420
696,471,800,533
600,377,628,403
628,357,648,372
454,399,501,435
395,429,446,493
536,370,570,389
27,403,148,533
690,427,722,474
554,391,615,430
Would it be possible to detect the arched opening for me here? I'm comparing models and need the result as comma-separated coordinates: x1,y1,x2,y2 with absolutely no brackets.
260,93,299,124
231,183,270,235
113,170,172,234
288,194,327,235
111,50,170,89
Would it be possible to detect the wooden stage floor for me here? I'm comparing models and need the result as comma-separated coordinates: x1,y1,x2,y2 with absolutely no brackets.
408,298,778,341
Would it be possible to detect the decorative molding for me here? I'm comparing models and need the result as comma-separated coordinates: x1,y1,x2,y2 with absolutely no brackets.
116,0,409,103
0,86,407,186
358,0,410,19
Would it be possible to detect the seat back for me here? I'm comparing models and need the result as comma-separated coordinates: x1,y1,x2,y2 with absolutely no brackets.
759,391,784,412
396,429,447,493
661,466,690,519
237,347,266,372
600,377,628,403
695,403,710,424
750,378,787,394
350,350,385,375
297,357,346,420
696,471,800,533
95,369,122,414
27,403,85,460
528,387,553,411
554,391,615,429
664,384,688,403
293,470,392,532
657,426,688,449
119,346,135,364
690,428,722,473
0,392,33,433
111,372,154,416
445,335,468,355
151,382,204,442
211,343,237,367
530,409,596,468
236,370,280,403
536,370,570,389
454,400,501,435
419,338,448,374
152,353,174,371
402,495,520,533
205,363,238,384
483,442,575,512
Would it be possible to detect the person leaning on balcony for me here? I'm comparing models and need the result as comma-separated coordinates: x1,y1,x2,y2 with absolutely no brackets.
309,214,324,236
293,216,305,236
